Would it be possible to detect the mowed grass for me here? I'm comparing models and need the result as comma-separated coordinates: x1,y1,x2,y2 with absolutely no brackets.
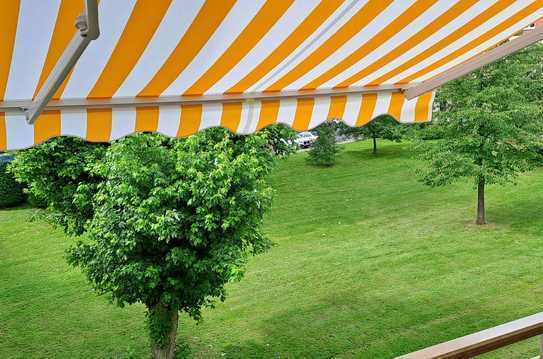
1,140,543,358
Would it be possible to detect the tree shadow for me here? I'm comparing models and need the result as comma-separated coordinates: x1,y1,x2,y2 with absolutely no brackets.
218,283,538,359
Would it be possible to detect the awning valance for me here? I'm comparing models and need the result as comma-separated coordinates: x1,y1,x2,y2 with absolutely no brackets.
1,0,542,150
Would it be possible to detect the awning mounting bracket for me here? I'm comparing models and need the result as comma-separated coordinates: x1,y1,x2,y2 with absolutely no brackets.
25,0,99,124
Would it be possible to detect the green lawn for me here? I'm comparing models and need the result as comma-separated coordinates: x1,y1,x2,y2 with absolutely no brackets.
1,140,543,358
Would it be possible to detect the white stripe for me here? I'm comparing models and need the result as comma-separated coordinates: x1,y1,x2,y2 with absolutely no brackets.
277,1,414,92
157,105,181,137
373,92,392,118
206,0,320,95
384,1,534,84
308,96,331,129
111,107,136,140
4,0,60,101
162,0,266,96
115,0,205,97
61,0,136,98
200,102,222,130
277,98,297,127
250,0,369,92
342,94,361,126
6,113,33,150
399,97,417,123
350,1,494,87
412,10,543,83
318,0,457,89
236,102,258,135
60,109,87,138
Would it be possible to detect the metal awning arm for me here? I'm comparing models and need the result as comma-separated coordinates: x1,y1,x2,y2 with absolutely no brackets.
405,25,543,100
25,0,99,124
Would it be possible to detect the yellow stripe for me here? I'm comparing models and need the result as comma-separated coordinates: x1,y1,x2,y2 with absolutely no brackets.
291,98,314,131
221,102,242,133
184,0,294,96
399,1,543,84
177,104,202,137
415,92,433,122
337,0,477,88
0,1,19,100
34,111,61,145
0,113,6,151
356,93,377,126
257,100,279,130
89,0,171,98
139,0,236,97
34,0,83,99
265,0,392,92
227,0,343,94
388,92,405,121
369,0,515,85
306,0,438,90
327,96,347,120
135,107,159,133
87,109,112,142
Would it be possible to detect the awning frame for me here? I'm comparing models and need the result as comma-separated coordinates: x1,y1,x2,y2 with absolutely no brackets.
25,0,99,124
405,24,543,100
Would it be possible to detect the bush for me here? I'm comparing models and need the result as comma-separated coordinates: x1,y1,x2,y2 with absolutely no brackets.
306,123,339,166
0,156,25,208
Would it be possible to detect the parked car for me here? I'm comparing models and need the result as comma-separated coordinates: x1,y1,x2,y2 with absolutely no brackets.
294,131,318,149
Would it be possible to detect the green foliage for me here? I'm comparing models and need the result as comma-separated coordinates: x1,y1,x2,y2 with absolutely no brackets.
262,123,297,157
416,44,543,189
0,157,25,208
66,131,273,314
10,137,107,235
338,115,405,153
9,130,275,356
306,123,339,166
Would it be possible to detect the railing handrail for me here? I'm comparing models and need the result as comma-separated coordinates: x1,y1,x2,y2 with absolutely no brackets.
396,312,543,358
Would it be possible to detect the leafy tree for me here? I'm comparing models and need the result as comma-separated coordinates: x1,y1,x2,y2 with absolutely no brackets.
10,130,275,358
416,44,543,225
307,122,339,166
338,115,404,154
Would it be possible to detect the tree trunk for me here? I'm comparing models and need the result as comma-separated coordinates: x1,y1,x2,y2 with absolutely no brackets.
372,136,377,154
149,304,179,359
476,177,485,225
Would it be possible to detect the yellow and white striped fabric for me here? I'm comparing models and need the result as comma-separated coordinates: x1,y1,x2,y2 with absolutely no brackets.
1,0,542,150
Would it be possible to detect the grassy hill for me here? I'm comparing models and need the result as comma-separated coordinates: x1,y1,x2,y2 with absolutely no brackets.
1,140,543,358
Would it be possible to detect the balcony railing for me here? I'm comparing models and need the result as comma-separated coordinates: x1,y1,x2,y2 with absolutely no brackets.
396,312,543,359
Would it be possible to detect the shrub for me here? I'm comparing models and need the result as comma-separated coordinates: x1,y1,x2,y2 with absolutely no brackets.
0,156,25,208
306,123,339,166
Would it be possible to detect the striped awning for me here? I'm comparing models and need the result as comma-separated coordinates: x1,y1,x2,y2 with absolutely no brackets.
1,0,542,150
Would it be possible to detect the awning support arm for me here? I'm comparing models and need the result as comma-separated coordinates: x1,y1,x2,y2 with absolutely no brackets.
25,0,99,124
405,25,543,100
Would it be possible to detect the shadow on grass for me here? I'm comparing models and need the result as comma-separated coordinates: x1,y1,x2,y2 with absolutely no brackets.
217,288,510,359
